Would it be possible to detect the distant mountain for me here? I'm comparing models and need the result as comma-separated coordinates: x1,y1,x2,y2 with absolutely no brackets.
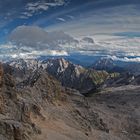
7,58,110,94
92,57,140,87
126,63,140,76
93,57,140,76
93,57,126,73
94,58,115,70
44,58,109,93
105,72,134,87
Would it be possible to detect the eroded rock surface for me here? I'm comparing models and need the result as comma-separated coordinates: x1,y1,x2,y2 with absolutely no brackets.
0,62,140,140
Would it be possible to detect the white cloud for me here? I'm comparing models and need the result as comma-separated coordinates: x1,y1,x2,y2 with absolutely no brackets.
57,17,66,22
92,35,140,57
0,43,69,60
20,0,65,19
107,55,140,63
30,50,68,57
22,12,33,17
45,5,140,37
5,26,140,60
26,3,49,13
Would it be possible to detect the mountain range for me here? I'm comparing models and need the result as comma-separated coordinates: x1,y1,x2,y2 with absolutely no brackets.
0,57,140,140
4,57,140,91
7,58,111,94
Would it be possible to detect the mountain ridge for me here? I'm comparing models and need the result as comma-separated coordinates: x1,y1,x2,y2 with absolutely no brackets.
7,58,112,93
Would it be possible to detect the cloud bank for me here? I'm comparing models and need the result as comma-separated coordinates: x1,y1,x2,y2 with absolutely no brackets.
0,43,68,60
1,25,138,62
107,55,140,63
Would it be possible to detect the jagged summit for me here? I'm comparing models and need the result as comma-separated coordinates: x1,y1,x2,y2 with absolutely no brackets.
94,58,115,70
93,57,126,73
7,58,110,93
46,58,70,72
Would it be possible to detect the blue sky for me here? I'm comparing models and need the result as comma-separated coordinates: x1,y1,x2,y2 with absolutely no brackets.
0,0,140,40
0,0,140,61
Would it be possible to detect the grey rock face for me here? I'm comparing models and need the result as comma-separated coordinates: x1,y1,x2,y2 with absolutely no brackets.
8,58,109,93
94,58,115,71
0,63,65,140
44,58,109,93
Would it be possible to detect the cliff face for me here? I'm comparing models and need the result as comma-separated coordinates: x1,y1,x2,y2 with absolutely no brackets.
45,58,110,93
0,64,37,140
0,64,66,140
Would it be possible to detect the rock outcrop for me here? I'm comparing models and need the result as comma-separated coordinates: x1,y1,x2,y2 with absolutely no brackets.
45,58,109,93
0,63,66,140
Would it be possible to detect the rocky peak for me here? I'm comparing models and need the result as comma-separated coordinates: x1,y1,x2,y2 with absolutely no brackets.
9,59,39,71
6,58,110,93
46,58,71,73
95,58,114,67
93,58,116,71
